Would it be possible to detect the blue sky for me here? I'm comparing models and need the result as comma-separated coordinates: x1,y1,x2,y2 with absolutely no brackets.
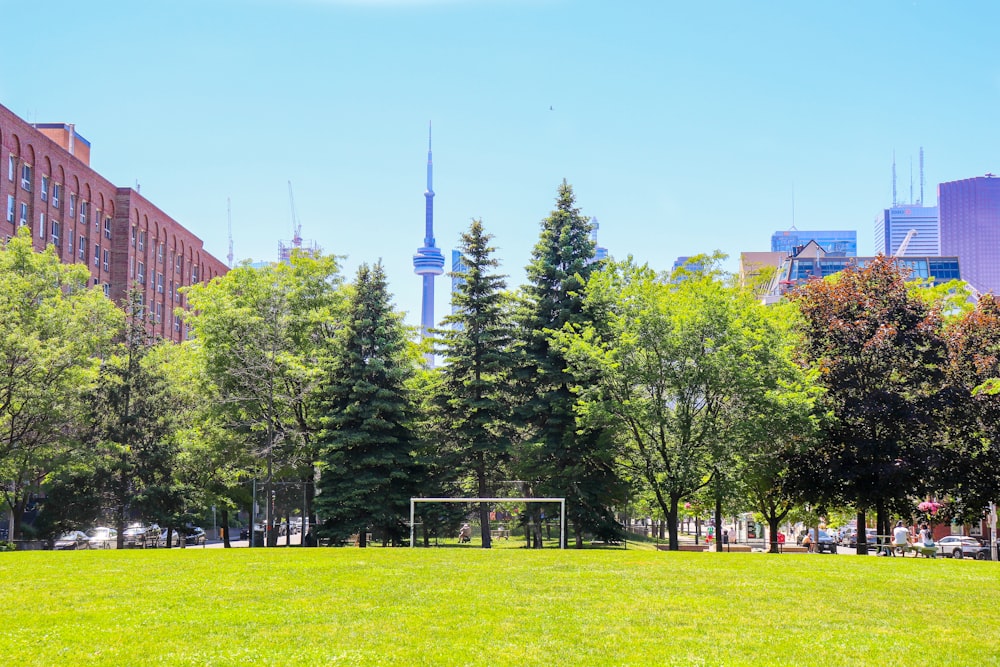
4,0,999,327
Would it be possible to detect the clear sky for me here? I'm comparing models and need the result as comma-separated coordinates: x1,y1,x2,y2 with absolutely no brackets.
4,0,999,327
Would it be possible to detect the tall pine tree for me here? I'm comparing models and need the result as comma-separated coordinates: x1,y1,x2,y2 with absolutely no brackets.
516,181,624,547
314,263,419,546
435,219,515,548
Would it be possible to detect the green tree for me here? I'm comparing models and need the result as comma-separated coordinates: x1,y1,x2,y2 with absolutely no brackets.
788,255,948,548
559,256,769,550
725,300,820,553
516,181,623,547
184,253,343,545
314,263,420,547
0,229,119,540
434,219,515,548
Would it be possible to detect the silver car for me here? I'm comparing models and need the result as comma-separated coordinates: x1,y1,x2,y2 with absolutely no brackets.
54,530,90,550
935,535,989,560
86,527,118,549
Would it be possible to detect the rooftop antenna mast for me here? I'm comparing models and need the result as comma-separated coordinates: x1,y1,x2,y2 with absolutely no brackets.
892,150,897,207
919,146,925,206
909,157,914,205
227,197,234,269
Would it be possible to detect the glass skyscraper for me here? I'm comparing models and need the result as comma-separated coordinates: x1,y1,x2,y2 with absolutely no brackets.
770,229,857,256
939,175,1000,294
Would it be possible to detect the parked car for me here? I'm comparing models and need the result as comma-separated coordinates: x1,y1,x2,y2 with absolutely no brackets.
54,530,91,550
804,529,838,554
935,535,989,560
86,527,118,549
184,527,207,546
159,528,182,548
123,523,161,548
841,528,877,548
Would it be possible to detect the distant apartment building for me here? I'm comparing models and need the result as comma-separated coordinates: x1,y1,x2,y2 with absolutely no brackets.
771,229,857,256
939,175,1000,295
875,206,940,256
1,102,227,342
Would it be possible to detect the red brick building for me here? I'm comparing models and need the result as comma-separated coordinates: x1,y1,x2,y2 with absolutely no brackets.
1,102,227,342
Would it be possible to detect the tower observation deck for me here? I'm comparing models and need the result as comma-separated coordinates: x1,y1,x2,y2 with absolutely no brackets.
413,122,445,365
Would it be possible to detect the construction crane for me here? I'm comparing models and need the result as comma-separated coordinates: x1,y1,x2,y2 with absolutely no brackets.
227,197,234,269
287,181,302,250
895,229,917,257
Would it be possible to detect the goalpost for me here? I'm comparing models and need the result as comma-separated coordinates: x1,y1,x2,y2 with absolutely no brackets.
409,497,566,549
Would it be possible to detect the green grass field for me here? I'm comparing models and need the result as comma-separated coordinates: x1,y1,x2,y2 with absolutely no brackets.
2,545,998,665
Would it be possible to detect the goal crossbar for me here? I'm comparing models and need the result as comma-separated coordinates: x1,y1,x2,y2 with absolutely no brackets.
409,497,566,548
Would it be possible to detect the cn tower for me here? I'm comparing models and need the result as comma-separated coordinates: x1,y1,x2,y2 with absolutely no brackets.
412,122,445,365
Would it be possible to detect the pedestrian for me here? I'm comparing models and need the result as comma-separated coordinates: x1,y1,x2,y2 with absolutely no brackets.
723,529,729,551
891,520,911,555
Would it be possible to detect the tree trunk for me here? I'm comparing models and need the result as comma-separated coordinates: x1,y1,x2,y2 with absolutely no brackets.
478,457,492,549
856,509,868,555
714,496,723,553
666,496,680,550
768,517,781,553
359,530,367,548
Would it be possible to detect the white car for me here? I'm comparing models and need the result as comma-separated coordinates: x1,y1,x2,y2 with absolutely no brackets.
935,535,989,560
86,527,118,549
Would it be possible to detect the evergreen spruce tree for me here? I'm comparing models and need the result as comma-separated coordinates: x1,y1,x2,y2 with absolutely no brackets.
516,181,625,547
435,219,515,548
314,263,419,546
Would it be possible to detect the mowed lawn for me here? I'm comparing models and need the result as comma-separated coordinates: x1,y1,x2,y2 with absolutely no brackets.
2,545,998,665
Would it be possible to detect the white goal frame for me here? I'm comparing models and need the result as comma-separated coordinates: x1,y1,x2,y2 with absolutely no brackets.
409,497,566,549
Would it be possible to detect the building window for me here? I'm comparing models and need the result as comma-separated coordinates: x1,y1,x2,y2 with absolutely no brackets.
79,201,88,225
104,218,112,239
138,261,145,285
19,203,28,226
174,315,181,332
6,195,13,223
138,231,146,252
103,249,109,272
41,177,49,202
20,164,31,192
67,228,74,254
52,184,60,209
38,213,45,239
7,155,14,181
94,243,100,267
192,265,199,283
175,254,182,272
156,273,164,294
69,194,76,219
131,226,136,247
103,283,110,297
155,302,163,323
51,220,60,246
78,236,86,261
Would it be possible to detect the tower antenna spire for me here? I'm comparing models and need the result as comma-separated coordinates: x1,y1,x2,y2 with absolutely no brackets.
413,121,445,366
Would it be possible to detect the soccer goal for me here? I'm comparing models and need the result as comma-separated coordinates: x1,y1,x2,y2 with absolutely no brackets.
409,497,566,549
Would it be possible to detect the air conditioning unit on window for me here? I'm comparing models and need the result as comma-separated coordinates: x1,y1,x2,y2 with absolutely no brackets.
21,179,31,191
